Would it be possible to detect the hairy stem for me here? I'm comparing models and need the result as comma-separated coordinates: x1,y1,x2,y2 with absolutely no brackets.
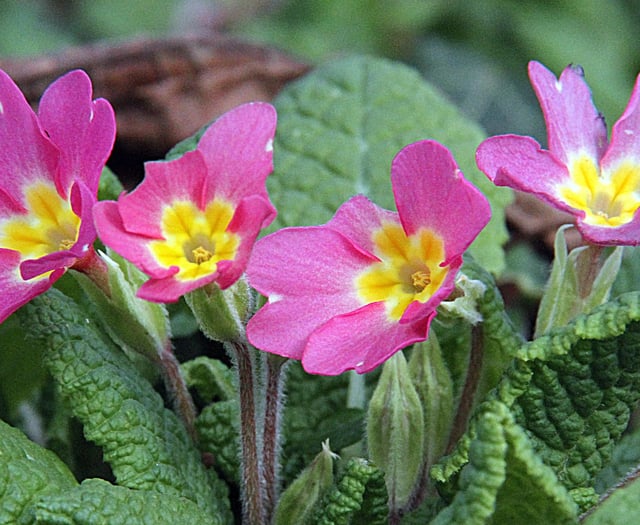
446,325,484,454
262,354,289,524
229,340,265,525
157,343,198,442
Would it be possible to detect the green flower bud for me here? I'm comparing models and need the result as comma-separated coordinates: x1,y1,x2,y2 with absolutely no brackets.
274,440,337,525
366,351,424,511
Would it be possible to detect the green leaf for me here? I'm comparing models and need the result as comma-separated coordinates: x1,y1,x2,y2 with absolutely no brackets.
582,467,640,525
595,427,640,494
270,55,512,274
33,478,213,524
196,399,240,484
97,165,124,202
182,356,236,403
19,289,232,524
0,418,77,525
311,458,388,525
430,401,578,525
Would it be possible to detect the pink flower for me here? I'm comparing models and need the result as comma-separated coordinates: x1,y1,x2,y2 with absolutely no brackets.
246,140,491,375
477,61,640,245
94,103,277,302
0,69,115,323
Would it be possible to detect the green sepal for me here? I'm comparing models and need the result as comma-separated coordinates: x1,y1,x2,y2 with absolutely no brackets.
430,401,578,525
33,478,215,525
20,288,232,524
72,249,170,360
0,418,77,525
367,351,424,510
535,226,623,337
270,55,512,274
97,165,124,202
181,356,236,403
274,440,337,525
409,335,454,479
185,278,252,343
311,458,388,525
196,399,240,483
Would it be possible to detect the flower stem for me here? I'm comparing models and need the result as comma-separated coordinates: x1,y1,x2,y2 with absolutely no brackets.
157,342,198,442
262,354,289,524
228,340,265,525
446,325,483,454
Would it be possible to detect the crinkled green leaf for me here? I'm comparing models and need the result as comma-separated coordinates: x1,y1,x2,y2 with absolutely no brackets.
34,478,211,524
0,418,77,525
430,401,578,525
436,291,640,510
19,288,232,525
182,356,235,404
270,55,512,274
196,399,240,484
311,458,387,525
595,428,640,494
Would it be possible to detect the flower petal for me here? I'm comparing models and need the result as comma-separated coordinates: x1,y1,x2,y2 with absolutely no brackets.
246,226,374,359
528,61,607,165
326,195,398,256
392,140,491,263
136,264,225,303
117,150,208,238
0,249,55,323
601,72,640,173
577,213,640,246
476,134,577,214
38,70,116,195
198,102,277,206
301,302,433,375
0,70,58,201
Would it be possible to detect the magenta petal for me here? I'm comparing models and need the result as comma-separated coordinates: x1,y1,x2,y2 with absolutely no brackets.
392,140,491,262
136,270,215,303
601,73,640,174
301,302,433,375
476,135,577,215
327,195,399,256
528,61,607,165
38,70,116,194
198,102,276,204
0,249,52,323
118,150,208,238
93,200,172,277
578,213,640,246
0,70,59,199
69,181,98,252
20,251,77,281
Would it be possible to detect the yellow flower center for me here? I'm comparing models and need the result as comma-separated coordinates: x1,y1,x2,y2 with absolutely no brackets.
355,222,447,321
149,199,240,282
0,182,80,278
558,155,640,226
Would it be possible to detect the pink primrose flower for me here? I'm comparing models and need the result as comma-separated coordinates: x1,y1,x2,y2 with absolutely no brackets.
94,102,277,302
0,69,115,323
246,140,491,375
477,60,640,245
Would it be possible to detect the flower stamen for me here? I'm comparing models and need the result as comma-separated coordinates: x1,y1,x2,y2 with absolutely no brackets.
411,269,431,292
192,245,213,264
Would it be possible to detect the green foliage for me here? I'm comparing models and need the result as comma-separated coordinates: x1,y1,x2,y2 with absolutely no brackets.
270,55,512,274
181,356,235,403
431,401,578,525
311,458,388,525
582,468,640,525
33,478,213,525
0,419,77,525
282,363,366,483
196,400,240,484
19,288,232,524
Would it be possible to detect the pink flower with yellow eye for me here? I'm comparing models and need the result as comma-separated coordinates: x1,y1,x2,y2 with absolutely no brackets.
246,140,491,375
477,61,640,245
93,103,277,302
0,69,115,323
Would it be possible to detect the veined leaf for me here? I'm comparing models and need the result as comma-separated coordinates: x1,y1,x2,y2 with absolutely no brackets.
0,418,76,525
19,289,232,524
33,478,212,524
270,55,512,274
